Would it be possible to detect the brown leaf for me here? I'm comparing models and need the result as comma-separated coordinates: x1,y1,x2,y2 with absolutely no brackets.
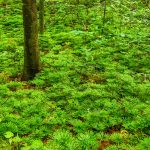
98,140,111,150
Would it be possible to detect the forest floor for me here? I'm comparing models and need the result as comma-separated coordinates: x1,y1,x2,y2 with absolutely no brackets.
0,1,150,150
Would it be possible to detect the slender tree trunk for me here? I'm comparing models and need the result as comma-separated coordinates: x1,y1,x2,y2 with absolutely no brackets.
39,0,45,34
102,0,107,34
22,0,40,80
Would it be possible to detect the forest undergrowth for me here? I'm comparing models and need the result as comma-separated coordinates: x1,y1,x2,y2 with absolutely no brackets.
0,0,150,149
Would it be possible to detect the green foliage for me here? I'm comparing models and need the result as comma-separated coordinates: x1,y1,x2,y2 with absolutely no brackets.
136,138,150,150
0,0,150,149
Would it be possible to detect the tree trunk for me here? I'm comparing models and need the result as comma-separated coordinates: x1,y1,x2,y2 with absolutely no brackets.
39,0,45,34
22,0,40,80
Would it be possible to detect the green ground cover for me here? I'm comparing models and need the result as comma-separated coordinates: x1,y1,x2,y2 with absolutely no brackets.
0,0,150,149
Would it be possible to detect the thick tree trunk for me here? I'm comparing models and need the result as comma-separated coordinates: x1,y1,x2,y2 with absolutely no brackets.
22,0,40,80
39,0,45,34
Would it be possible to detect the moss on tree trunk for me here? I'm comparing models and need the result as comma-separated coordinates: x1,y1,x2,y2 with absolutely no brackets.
22,0,40,80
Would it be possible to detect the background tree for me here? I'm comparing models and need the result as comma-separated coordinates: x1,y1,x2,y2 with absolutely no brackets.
39,0,45,34
22,0,40,80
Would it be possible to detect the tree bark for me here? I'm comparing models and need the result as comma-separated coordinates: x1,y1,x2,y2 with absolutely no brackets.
22,0,40,80
39,0,45,34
